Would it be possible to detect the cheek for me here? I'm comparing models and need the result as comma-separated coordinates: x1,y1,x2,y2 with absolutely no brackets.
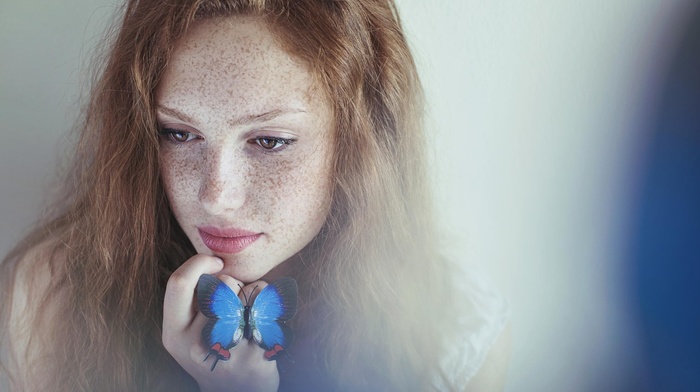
159,150,201,214
253,150,332,232
247,149,330,239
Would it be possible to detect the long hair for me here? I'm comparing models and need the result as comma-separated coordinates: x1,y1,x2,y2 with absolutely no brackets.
0,0,456,390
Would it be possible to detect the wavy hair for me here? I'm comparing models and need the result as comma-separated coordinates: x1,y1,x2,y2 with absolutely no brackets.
0,0,456,390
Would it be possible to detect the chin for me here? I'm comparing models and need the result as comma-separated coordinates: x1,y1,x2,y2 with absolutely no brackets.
220,261,272,284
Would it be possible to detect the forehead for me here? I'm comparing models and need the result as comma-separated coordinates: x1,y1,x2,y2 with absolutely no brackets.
157,16,319,115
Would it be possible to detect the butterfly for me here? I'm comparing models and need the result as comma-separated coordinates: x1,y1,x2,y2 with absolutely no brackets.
196,274,298,371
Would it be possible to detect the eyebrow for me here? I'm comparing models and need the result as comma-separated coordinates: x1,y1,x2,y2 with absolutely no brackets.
156,106,307,127
157,106,196,124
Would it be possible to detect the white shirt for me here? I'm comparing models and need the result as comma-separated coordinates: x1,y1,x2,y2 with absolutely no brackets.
434,263,510,390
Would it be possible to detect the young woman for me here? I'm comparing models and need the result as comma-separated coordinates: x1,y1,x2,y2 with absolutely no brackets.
0,0,509,390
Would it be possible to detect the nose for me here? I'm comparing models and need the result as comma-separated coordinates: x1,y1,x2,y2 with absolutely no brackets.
198,147,247,215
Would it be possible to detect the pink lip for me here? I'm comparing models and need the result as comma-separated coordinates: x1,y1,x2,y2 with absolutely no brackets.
197,226,262,254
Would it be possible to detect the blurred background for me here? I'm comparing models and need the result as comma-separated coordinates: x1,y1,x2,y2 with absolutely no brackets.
1,1,698,391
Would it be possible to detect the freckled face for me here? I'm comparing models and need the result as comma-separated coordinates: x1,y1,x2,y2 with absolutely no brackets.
157,17,333,283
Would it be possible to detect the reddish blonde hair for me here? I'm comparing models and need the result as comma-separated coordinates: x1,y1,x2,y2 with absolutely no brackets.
1,0,456,390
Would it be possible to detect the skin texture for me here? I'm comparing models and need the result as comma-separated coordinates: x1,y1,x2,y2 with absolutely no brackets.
157,16,334,284
159,17,333,390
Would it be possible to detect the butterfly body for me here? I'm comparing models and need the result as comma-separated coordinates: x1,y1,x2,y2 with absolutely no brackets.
196,274,298,371
243,303,253,340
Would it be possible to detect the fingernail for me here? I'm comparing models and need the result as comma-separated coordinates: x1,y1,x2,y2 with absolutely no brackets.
214,257,223,265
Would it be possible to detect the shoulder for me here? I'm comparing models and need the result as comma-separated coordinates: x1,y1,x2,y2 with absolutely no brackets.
435,263,511,391
2,238,67,390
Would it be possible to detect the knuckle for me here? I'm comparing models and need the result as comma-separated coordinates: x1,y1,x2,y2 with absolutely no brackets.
188,253,209,263
162,333,175,352
166,272,189,292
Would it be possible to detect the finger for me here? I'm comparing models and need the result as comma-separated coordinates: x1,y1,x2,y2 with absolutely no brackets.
230,339,279,369
164,254,223,337
188,310,213,360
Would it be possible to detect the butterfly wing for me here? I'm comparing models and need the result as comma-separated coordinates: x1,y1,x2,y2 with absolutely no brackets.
249,277,298,353
197,274,245,350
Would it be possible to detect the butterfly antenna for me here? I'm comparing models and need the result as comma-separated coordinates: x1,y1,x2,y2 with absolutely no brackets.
237,284,261,305
238,283,249,304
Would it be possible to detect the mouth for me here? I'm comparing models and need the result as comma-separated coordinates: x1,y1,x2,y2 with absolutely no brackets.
197,226,262,254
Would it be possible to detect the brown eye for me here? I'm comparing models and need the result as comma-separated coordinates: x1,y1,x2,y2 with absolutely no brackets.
248,136,295,151
159,128,196,143
171,131,191,142
256,137,282,150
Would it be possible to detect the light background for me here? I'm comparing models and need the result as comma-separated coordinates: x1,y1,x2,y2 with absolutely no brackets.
0,1,694,391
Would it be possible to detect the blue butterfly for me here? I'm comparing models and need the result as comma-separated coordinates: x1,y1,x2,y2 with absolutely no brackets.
196,274,298,371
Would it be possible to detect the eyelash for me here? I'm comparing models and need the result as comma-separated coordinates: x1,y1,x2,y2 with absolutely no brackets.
158,128,296,152
159,128,200,143
247,136,297,151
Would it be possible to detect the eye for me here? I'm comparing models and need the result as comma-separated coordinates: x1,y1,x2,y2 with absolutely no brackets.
250,136,295,151
159,128,199,143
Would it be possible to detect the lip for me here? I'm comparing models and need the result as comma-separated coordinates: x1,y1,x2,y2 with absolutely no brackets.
197,226,262,254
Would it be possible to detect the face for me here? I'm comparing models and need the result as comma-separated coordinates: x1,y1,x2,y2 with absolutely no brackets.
157,17,333,283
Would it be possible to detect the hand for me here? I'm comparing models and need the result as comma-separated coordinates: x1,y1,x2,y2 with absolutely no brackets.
162,254,280,391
